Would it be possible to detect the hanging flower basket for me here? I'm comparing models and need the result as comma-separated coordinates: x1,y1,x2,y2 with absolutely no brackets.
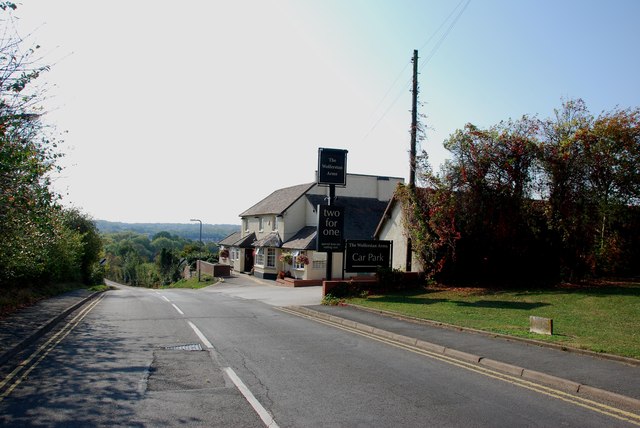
296,254,310,265
219,249,229,258
279,252,293,264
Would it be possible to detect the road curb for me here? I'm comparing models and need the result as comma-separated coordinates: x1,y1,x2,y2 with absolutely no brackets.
286,306,640,412
0,290,102,368
346,303,640,367
478,358,524,377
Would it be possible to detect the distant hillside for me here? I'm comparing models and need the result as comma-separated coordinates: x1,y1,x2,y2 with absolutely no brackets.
95,220,240,243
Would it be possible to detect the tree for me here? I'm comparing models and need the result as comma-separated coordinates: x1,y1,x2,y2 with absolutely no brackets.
151,236,179,253
61,209,103,285
102,232,150,285
0,4,64,287
539,100,640,277
538,99,593,279
441,117,543,283
405,99,639,284
577,106,640,274
156,248,180,285
102,230,217,286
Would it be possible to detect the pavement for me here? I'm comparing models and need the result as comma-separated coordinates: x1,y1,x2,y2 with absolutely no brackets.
1,277,638,413
206,273,324,306
0,288,100,367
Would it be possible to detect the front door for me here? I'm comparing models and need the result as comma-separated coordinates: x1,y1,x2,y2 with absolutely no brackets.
244,248,254,273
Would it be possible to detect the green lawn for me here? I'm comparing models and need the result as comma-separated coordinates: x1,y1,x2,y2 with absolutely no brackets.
348,281,640,360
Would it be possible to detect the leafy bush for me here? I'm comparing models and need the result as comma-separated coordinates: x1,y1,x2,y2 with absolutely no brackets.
406,99,640,285
321,294,343,306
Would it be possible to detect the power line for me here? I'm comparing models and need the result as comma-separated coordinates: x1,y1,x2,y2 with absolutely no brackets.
419,0,471,72
362,0,472,141
418,0,468,54
366,59,411,124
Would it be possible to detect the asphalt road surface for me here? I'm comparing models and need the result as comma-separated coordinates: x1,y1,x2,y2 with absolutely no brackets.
0,278,637,427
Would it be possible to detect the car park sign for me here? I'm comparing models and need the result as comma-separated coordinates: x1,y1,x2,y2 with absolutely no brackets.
344,240,392,273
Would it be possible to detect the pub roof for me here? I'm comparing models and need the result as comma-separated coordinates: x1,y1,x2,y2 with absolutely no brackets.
218,231,256,248
239,182,315,217
305,195,389,241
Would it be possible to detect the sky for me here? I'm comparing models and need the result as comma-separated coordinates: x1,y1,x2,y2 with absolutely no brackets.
9,0,640,225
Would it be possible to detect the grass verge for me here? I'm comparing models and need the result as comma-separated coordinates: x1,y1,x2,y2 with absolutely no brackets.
165,275,220,289
348,280,640,360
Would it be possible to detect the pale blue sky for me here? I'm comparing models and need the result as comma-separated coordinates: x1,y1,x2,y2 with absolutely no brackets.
12,0,640,224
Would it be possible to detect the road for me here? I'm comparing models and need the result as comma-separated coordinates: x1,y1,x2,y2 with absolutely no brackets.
0,277,637,427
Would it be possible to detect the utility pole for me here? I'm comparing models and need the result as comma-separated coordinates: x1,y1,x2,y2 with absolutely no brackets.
406,49,419,272
409,49,418,189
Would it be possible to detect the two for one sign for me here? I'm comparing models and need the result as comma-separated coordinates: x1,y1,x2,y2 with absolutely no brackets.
317,205,344,252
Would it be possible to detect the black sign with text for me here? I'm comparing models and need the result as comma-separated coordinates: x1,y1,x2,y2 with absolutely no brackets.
344,240,392,273
317,148,348,186
316,205,344,252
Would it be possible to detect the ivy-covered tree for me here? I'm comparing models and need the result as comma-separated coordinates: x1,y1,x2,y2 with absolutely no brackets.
397,152,459,277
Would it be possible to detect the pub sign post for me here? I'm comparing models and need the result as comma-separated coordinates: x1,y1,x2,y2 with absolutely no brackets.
317,148,348,280
317,148,347,187
316,205,344,252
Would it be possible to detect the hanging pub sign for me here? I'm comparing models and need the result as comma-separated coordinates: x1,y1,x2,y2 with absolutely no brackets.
316,205,344,252
317,148,348,186
344,240,392,273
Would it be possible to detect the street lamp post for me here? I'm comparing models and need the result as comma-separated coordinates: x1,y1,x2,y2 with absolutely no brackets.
190,218,203,282
190,218,203,245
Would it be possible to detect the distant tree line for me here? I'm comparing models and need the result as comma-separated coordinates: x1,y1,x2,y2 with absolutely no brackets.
102,231,219,287
400,99,639,285
0,4,103,289
95,220,239,243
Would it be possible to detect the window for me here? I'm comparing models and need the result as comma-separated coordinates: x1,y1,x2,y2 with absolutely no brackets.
266,248,276,267
259,217,264,231
271,216,276,231
312,252,326,270
243,219,248,232
255,248,264,266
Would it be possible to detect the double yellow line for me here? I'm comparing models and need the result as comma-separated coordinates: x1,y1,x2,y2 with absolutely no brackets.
0,294,105,402
279,307,640,426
